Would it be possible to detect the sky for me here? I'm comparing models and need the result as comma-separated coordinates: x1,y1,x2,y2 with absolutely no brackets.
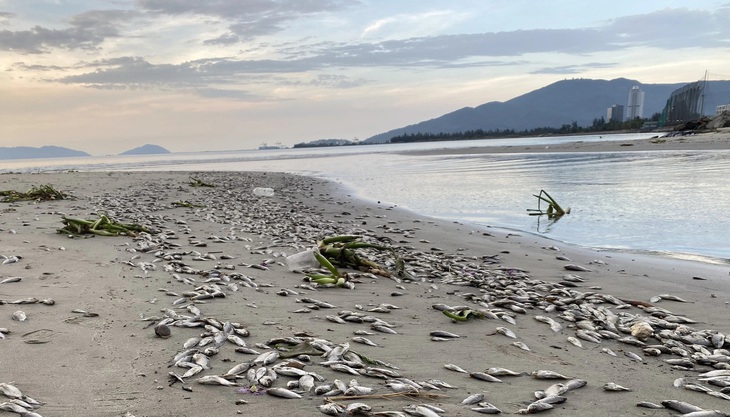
1,1,729,155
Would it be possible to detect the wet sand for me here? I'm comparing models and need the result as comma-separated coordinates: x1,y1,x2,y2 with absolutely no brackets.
1,170,729,417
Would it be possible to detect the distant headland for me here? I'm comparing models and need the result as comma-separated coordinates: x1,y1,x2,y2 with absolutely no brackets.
0,144,171,160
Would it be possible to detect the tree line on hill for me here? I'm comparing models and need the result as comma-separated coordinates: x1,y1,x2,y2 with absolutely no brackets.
389,113,662,144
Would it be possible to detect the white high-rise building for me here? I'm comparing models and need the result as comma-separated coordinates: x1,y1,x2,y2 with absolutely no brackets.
627,86,645,119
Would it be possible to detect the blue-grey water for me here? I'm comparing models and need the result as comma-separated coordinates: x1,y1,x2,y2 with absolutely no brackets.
3,133,729,262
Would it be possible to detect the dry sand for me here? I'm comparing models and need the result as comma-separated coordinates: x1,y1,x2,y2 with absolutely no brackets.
1,168,729,417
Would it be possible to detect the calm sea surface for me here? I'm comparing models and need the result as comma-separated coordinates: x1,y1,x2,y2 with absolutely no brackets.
4,133,729,262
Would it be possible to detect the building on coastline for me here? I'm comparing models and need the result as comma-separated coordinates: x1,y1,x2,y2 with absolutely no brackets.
718,104,730,115
627,86,645,119
659,81,706,126
607,104,624,122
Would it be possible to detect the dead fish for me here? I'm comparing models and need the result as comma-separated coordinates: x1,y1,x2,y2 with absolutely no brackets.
352,336,379,346
444,363,469,373
495,327,517,339
266,387,302,399
486,367,524,376
0,383,23,399
517,401,553,414
299,375,315,392
635,401,664,409
657,294,689,302
471,403,503,414
317,403,345,415
461,393,485,405
532,370,570,380
564,264,591,272
224,362,253,377
372,325,397,334
534,315,563,332
11,311,27,322
567,336,583,348
330,363,361,376
660,400,703,414
181,365,203,378
196,375,239,386
0,277,22,284
183,337,200,349
624,351,643,362
681,411,729,417
575,330,602,344
8,298,38,304
603,382,631,391
470,372,502,383
602,348,618,357
430,330,461,339
346,403,373,414
512,341,531,351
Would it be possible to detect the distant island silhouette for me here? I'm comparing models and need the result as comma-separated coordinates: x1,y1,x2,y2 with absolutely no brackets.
0,145,90,160
119,144,171,155
0,144,172,160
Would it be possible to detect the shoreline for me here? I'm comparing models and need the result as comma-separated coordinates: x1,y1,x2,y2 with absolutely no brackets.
2,172,730,416
400,128,730,155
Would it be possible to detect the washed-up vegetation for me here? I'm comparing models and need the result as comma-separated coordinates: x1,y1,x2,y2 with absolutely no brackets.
306,235,411,287
58,213,150,237
0,184,74,202
189,177,215,187
527,189,570,218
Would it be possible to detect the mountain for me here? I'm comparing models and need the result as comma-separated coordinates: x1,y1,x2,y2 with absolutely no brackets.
0,145,90,160
119,144,171,155
364,78,730,143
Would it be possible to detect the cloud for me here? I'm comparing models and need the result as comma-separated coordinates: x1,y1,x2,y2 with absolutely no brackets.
137,0,360,42
0,25,106,53
0,11,15,23
17,4,729,94
361,10,470,39
0,9,139,53
531,62,618,75
605,7,730,48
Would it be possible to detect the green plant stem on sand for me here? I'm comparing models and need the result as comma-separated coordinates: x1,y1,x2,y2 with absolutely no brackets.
0,185,75,203
58,213,150,237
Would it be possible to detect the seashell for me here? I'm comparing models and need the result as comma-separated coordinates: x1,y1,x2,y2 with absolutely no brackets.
154,324,171,338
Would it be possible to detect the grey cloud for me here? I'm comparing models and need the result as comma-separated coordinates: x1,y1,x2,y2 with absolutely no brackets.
67,9,139,37
531,63,618,75
195,87,261,100
11,62,66,72
0,9,135,53
58,57,205,86
136,0,358,18
606,7,730,48
279,74,370,88
138,0,359,42
0,25,105,53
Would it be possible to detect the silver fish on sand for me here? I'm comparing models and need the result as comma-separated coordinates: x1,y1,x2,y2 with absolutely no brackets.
265,387,302,399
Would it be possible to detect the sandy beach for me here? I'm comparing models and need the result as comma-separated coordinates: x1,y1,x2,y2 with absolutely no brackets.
1,165,729,416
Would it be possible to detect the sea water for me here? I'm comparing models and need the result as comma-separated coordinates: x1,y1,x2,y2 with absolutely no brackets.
3,133,729,262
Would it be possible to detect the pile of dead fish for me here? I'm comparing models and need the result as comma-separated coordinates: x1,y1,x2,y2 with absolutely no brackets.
0,382,44,416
